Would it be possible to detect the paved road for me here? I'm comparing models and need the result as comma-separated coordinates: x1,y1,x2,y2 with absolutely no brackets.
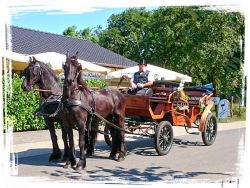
12,122,245,184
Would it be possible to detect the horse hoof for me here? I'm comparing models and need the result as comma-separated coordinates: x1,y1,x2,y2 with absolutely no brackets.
73,165,84,171
86,150,94,156
70,160,77,167
117,155,125,162
109,153,116,160
62,154,69,162
49,152,61,162
74,159,86,170
63,161,71,169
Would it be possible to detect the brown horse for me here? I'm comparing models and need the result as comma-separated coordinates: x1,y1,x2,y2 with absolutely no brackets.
22,57,69,162
61,52,126,170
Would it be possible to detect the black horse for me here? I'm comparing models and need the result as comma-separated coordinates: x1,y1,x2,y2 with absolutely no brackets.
22,57,69,161
61,52,126,170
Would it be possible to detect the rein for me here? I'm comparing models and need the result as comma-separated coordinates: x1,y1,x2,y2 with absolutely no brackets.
33,88,53,92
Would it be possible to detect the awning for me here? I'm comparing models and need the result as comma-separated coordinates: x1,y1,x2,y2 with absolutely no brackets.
1,50,29,71
2,51,111,75
106,64,192,83
31,52,111,74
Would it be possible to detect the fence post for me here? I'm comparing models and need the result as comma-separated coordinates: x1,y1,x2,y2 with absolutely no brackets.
230,96,234,118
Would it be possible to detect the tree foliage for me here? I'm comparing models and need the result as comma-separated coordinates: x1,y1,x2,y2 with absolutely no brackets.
63,25,99,43
98,8,152,61
63,7,244,98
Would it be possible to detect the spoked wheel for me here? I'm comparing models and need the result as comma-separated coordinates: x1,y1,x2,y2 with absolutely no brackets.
154,121,173,156
104,125,112,147
202,113,217,146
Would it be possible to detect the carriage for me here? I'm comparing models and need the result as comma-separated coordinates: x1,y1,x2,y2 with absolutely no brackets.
22,54,217,170
104,81,218,156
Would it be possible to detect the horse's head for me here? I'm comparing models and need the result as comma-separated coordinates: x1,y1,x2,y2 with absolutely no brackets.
63,51,82,85
22,56,42,91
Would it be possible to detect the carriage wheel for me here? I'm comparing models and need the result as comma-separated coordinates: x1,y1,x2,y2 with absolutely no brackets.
202,113,217,146
104,125,112,147
154,121,173,156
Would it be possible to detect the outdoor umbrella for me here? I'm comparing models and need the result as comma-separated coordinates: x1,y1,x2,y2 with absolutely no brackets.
31,52,111,74
2,50,29,71
106,64,192,87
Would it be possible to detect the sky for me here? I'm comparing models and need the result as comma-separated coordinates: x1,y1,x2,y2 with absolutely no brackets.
8,0,244,35
8,0,167,35
11,8,127,35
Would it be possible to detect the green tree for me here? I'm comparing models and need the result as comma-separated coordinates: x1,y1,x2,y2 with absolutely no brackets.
63,25,79,38
97,7,244,97
63,25,99,43
98,8,152,61
62,7,244,98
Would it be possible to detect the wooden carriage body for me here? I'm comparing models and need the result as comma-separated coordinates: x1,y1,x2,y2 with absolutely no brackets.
124,84,214,131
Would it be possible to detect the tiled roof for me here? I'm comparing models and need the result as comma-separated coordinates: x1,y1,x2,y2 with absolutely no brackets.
9,26,137,68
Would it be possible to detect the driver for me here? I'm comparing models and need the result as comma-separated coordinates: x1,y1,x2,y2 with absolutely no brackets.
129,59,154,96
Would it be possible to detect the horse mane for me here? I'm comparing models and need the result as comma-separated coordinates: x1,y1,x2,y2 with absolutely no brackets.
66,55,91,92
77,73,92,92
35,60,59,82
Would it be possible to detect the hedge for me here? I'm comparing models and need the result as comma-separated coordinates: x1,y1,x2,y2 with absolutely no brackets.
3,74,107,132
3,74,45,132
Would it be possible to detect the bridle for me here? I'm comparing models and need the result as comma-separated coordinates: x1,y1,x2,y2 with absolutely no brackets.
64,58,81,86
24,62,58,95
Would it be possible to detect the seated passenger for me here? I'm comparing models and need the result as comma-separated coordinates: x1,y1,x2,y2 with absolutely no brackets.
128,59,153,96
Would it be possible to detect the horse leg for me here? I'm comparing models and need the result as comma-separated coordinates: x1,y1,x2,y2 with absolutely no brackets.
75,121,87,170
108,126,117,160
115,114,126,162
86,119,98,156
45,118,61,161
63,126,76,168
85,130,89,151
84,118,91,154
60,122,70,162
107,116,119,159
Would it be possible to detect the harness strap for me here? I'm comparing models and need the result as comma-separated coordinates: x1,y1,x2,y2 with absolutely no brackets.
35,95,62,117
63,98,153,137
63,99,94,114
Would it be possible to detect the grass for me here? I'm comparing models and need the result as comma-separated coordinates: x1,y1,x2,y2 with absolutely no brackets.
213,102,246,123
218,116,246,123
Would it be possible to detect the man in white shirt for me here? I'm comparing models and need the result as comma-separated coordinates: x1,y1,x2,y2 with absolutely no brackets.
129,59,154,96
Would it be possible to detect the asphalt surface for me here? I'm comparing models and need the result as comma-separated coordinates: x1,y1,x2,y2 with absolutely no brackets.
7,121,246,184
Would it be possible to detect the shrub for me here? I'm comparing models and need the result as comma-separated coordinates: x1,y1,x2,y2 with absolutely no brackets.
231,104,246,119
85,78,107,88
3,74,107,132
3,74,45,132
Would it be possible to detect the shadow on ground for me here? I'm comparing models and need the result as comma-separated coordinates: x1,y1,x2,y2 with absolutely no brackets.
16,136,231,182
38,165,230,182
17,135,203,166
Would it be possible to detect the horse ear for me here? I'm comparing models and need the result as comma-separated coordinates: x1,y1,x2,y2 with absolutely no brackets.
66,51,69,58
62,62,65,69
33,56,37,62
29,56,33,63
78,63,82,71
75,51,79,59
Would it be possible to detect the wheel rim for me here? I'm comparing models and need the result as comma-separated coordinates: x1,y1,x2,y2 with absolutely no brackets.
159,125,172,152
205,117,216,142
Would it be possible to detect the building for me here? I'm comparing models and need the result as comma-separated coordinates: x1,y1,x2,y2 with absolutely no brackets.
8,26,137,71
